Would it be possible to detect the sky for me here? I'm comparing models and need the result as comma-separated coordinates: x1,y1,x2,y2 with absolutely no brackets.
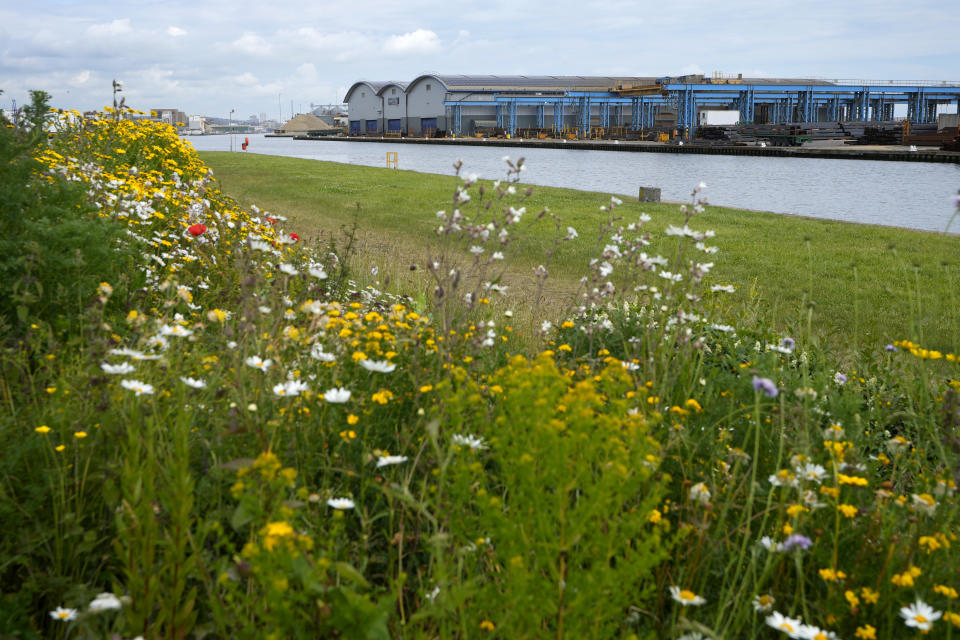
2,0,958,121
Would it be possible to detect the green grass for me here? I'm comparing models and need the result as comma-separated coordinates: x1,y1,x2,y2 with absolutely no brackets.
200,151,960,352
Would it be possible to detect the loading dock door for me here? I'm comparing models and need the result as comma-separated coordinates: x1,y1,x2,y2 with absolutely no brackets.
421,117,437,134
349,121,362,135
387,119,401,132
366,120,378,133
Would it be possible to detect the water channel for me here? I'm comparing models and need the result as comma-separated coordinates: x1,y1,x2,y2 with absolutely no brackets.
184,134,960,233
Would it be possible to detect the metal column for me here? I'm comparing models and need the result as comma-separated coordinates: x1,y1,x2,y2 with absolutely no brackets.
554,101,564,133
676,88,696,138
496,103,504,129
907,89,924,123
737,88,755,124
508,101,517,135
451,104,462,135
827,96,839,122
577,96,591,137
536,104,544,129
630,97,640,130
797,88,815,122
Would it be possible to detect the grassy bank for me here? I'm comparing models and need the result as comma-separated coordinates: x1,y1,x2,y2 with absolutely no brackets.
3,105,960,639
199,151,960,353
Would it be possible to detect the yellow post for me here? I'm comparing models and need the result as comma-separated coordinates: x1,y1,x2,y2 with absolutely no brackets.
386,152,398,169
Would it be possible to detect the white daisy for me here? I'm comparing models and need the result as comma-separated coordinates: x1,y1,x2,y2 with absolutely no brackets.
668,586,706,606
765,611,804,638
120,379,155,396
376,455,409,468
273,380,309,397
159,324,193,338
327,497,355,510
310,344,336,362
49,606,78,622
689,482,711,505
180,377,207,389
245,356,272,372
900,599,942,632
359,359,396,373
323,387,351,403
88,592,122,612
452,433,488,451
101,362,135,375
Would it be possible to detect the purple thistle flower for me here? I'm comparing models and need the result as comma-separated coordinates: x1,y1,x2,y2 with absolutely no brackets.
752,376,779,398
885,344,898,352
834,372,848,385
952,194,960,208
780,337,796,353
782,533,813,551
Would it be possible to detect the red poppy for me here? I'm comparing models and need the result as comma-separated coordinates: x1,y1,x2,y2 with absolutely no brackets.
187,223,207,236
265,216,277,225
289,232,300,242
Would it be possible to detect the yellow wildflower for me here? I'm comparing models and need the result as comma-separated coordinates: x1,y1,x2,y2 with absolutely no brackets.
819,568,846,582
934,585,958,599
854,624,877,639
838,504,858,518
838,474,868,486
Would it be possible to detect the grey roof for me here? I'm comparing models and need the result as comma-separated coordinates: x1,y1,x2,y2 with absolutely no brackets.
408,74,841,91
344,80,407,101
376,81,410,96
413,74,660,92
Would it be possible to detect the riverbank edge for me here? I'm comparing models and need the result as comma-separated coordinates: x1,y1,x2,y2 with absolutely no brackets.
283,134,960,164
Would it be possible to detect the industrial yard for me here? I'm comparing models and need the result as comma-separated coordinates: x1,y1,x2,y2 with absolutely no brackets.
337,74,960,154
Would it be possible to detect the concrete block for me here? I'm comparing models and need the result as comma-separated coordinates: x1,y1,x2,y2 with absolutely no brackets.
638,186,661,203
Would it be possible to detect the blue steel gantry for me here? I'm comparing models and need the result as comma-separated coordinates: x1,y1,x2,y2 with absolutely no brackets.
445,78,960,139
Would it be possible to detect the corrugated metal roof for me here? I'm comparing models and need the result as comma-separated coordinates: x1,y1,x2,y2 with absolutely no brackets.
376,81,410,96
344,80,408,101
423,75,659,91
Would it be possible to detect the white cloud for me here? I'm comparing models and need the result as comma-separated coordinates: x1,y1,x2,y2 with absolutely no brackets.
167,26,187,37
70,70,92,86
295,62,317,79
678,63,705,75
384,29,441,55
233,72,258,85
231,32,271,56
87,19,132,38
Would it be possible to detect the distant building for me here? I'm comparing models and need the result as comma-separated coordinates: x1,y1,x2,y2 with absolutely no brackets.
151,108,188,128
188,115,204,134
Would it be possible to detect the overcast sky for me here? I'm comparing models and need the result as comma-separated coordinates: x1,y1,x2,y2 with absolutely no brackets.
2,0,958,120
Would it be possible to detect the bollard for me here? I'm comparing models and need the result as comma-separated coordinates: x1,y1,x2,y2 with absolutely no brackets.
638,186,661,203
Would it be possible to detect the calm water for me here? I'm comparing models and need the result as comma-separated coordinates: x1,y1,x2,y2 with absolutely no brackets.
184,134,960,232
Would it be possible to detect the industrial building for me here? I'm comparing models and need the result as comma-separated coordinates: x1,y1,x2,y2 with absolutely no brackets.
345,74,960,139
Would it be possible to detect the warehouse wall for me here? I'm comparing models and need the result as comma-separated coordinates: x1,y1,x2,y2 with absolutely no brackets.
380,84,406,133
406,77,447,135
346,84,383,134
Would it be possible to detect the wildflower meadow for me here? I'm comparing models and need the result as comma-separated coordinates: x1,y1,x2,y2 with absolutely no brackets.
2,91,959,639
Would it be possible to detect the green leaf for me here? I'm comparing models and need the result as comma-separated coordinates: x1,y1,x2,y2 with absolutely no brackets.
332,561,370,589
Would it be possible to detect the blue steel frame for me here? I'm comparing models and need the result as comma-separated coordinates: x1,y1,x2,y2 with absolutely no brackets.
443,82,960,137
